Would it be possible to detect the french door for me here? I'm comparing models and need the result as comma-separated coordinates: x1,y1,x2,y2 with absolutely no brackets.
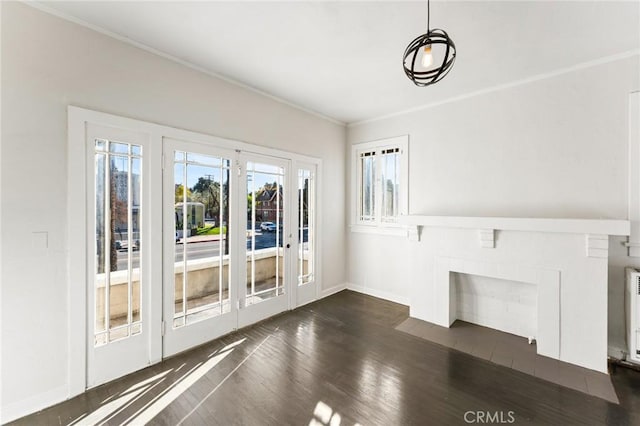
294,162,318,307
162,141,304,354
162,138,238,357
86,123,156,388
238,154,291,327
81,108,319,388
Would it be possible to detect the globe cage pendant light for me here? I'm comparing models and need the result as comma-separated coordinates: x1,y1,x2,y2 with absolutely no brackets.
403,0,456,87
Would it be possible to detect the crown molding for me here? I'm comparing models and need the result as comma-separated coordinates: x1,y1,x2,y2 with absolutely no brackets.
19,1,639,129
350,49,640,127
23,1,346,127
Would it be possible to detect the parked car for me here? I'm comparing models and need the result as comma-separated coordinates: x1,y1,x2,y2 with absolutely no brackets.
260,222,277,232
115,240,140,251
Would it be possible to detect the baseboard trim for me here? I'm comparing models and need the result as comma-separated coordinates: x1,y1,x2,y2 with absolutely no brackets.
320,283,348,298
1,384,69,424
347,283,410,306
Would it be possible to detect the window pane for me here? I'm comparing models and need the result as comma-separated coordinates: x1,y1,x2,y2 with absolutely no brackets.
94,142,143,345
184,163,219,322
298,169,313,285
174,162,186,321
394,154,400,216
173,152,232,327
360,154,375,221
248,162,284,175
361,157,367,217
109,155,130,340
186,152,220,167
246,162,285,306
381,152,399,221
109,142,128,154
131,157,142,324
95,153,106,335
220,164,231,314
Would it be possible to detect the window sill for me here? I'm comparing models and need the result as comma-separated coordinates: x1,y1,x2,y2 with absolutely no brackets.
349,224,408,237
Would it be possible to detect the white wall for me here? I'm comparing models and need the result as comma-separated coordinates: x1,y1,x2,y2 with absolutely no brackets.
0,2,346,421
347,55,640,357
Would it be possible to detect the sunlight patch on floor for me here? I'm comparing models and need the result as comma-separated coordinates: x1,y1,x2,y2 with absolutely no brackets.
309,401,361,426
69,369,172,426
176,334,272,425
68,337,249,426
123,339,243,425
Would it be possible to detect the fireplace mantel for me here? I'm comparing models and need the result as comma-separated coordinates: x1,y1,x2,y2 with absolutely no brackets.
400,214,627,372
398,215,630,257
399,215,629,235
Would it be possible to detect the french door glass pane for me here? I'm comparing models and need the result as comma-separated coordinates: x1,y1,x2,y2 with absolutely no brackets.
298,169,313,285
173,151,231,327
246,161,285,305
95,152,106,341
131,157,142,323
94,139,143,346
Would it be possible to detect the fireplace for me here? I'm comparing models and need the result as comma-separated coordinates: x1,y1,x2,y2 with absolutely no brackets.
399,215,629,373
437,256,559,359
453,272,537,339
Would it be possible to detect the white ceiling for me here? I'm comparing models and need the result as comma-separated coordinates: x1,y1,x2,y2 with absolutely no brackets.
35,1,640,124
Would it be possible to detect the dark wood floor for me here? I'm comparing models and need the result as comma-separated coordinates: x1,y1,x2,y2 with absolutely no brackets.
11,290,640,425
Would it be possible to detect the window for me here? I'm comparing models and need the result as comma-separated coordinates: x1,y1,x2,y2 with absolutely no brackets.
172,150,232,327
380,147,401,222
93,138,143,345
352,135,408,230
298,167,314,285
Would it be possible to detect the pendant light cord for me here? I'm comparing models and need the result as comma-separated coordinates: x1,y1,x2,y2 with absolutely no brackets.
426,0,430,31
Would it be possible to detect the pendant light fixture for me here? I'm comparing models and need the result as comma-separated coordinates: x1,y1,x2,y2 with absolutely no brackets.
403,0,456,87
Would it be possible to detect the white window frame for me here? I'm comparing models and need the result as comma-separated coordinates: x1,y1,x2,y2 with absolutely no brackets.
351,135,409,235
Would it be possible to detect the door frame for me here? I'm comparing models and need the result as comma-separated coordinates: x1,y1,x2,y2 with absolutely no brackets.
68,107,163,396
68,106,322,399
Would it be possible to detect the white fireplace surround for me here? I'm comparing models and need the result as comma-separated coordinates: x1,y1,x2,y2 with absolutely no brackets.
398,215,630,373
439,257,560,359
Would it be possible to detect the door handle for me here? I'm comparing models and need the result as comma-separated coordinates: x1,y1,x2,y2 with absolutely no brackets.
286,243,291,249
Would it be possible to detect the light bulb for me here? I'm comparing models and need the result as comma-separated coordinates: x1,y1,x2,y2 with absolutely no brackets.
421,45,433,67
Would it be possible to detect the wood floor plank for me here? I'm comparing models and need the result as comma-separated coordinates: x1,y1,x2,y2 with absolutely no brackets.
8,290,640,425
